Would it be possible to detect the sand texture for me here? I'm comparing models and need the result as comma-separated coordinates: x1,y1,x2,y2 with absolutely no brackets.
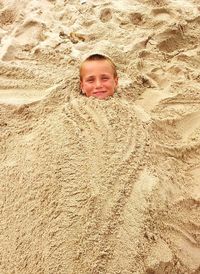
1,0,200,273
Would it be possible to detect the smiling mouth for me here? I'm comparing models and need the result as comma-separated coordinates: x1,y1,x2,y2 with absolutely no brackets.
94,91,106,94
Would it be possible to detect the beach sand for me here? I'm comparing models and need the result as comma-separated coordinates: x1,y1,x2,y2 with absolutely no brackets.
0,0,200,273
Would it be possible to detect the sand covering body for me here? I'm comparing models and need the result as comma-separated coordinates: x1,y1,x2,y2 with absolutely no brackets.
0,0,200,273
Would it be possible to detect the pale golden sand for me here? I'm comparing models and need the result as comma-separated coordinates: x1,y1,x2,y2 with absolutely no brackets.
0,0,200,273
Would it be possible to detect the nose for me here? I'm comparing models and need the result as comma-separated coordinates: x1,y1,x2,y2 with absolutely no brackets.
95,78,103,88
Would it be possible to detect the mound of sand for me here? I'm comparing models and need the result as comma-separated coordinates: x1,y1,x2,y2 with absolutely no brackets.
0,0,200,273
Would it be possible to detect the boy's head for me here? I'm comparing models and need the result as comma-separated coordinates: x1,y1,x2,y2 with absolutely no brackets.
80,54,118,99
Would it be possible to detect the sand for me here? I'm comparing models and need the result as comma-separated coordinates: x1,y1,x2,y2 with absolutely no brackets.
0,0,200,273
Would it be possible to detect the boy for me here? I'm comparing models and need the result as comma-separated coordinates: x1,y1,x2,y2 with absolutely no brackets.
80,54,118,99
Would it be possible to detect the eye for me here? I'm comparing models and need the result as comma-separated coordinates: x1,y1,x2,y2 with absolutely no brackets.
102,76,109,81
86,78,94,83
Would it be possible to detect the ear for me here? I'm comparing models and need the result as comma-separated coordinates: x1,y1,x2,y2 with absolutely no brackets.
80,81,85,94
114,77,118,87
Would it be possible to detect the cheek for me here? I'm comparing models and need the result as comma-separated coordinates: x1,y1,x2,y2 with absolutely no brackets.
107,80,116,90
81,82,94,95
84,83,93,91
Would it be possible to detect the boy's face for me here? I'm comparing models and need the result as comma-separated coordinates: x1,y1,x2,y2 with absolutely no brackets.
80,60,118,99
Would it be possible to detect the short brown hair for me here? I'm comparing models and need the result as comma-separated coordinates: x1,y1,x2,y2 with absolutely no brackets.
80,53,117,80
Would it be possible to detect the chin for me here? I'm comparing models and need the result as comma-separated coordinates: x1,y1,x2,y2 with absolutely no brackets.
94,94,108,99
92,92,113,99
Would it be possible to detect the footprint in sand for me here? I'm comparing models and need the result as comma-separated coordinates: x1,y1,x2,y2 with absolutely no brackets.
14,19,46,45
99,8,112,23
175,111,200,142
0,7,16,26
129,12,143,25
150,7,173,21
155,27,197,53
1,19,47,61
